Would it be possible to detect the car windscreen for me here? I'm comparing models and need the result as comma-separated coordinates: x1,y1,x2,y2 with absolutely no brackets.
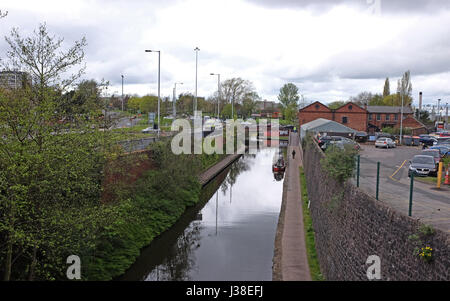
412,156,435,164
422,151,440,158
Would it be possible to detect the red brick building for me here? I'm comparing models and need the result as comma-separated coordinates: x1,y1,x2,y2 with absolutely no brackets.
298,101,425,134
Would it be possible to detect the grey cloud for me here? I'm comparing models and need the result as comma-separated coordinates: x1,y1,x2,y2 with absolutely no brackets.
243,0,450,13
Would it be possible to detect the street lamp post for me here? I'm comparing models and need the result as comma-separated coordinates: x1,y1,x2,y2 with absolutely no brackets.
121,74,124,111
145,49,161,136
173,82,183,118
210,73,220,118
399,91,404,145
437,99,441,122
194,47,200,117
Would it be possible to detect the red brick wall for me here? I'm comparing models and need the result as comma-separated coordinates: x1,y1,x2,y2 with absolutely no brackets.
369,113,414,129
334,103,367,132
298,102,333,126
298,101,367,132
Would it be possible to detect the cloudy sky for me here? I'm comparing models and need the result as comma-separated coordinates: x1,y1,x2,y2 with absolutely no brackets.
1,0,450,108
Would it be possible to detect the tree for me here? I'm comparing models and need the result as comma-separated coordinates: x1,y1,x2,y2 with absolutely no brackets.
283,102,298,124
177,93,194,115
241,91,260,118
397,70,412,100
328,101,346,110
278,83,299,108
220,103,233,119
383,78,390,98
221,78,254,106
349,91,374,106
139,95,158,114
0,23,115,280
4,23,87,102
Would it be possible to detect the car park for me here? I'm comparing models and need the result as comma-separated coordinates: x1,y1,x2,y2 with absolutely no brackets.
375,137,396,148
436,137,450,146
429,146,450,157
408,155,437,177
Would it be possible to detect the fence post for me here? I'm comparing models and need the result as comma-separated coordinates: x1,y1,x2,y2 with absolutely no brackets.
356,155,360,187
409,173,414,217
376,162,380,200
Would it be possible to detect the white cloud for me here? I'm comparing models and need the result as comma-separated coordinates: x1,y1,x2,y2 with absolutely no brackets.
0,0,449,105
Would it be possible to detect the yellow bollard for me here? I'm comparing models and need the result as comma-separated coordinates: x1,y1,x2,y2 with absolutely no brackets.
437,162,443,189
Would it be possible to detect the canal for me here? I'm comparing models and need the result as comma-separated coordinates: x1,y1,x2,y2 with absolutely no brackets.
121,147,284,281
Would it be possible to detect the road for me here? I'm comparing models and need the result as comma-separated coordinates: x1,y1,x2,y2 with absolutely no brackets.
354,145,450,233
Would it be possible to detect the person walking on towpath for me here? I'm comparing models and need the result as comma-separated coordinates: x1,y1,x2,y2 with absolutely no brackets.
292,149,296,159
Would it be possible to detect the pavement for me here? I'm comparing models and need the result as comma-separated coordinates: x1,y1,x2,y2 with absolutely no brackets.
355,144,450,233
276,132,311,281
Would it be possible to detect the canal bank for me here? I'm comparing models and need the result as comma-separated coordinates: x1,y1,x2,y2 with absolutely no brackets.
121,147,284,281
273,132,311,281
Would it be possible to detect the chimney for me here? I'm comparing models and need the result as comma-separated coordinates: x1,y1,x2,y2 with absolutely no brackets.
419,92,423,111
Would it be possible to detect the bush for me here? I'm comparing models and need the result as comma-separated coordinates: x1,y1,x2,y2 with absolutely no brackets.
321,144,358,183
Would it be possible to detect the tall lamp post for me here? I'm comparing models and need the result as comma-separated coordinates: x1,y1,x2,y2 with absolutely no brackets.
121,74,124,111
173,82,183,118
210,73,220,118
399,91,404,145
145,49,161,136
194,47,200,117
437,99,441,122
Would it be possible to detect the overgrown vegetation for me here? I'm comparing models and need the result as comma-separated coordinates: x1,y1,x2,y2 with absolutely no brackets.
0,22,225,281
299,167,324,281
407,224,436,262
320,144,358,183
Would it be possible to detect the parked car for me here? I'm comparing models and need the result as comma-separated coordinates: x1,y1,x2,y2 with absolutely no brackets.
375,137,396,148
317,136,333,148
141,126,154,133
419,135,438,146
319,136,342,150
429,146,450,157
436,137,450,146
408,155,437,177
421,149,441,167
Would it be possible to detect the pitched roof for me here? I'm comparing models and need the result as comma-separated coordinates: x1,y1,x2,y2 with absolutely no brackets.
300,118,358,133
366,106,414,114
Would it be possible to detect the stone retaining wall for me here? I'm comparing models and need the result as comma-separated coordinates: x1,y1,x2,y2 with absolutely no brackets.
303,140,450,280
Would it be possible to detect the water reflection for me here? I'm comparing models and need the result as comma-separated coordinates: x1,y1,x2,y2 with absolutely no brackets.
121,147,283,281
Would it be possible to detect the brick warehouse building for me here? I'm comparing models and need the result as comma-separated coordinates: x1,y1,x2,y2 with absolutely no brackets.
298,101,427,135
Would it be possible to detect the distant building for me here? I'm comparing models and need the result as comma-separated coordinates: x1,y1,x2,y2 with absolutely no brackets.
254,100,282,118
298,101,427,135
0,70,32,90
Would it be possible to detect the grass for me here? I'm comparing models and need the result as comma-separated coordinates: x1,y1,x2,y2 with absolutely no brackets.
415,175,445,185
299,166,325,281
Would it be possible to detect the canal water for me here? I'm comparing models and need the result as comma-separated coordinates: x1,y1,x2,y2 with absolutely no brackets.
121,147,284,281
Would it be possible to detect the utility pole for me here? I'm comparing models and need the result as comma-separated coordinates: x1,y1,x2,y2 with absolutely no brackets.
145,49,161,137
399,91,404,145
121,74,124,111
437,99,441,122
210,73,221,118
194,47,200,117
173,82,183,118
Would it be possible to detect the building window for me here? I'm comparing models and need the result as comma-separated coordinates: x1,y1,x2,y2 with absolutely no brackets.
348,105,353,110
385,114,390,121
376,114,381,121
368,113,372,121
394,114,398,121
315,104,320,109
342,116,348,124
